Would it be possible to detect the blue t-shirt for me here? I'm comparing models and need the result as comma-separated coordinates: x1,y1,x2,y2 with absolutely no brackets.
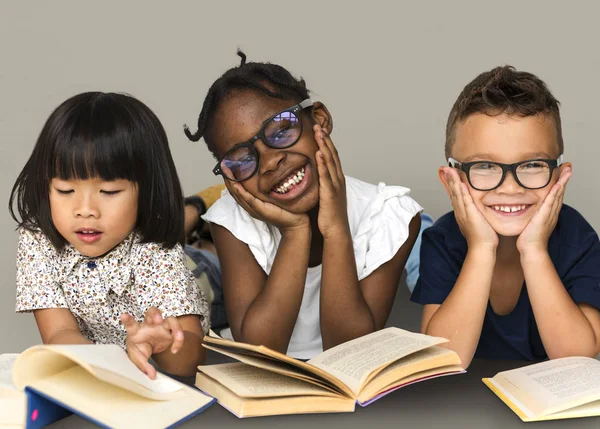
411,204,600,361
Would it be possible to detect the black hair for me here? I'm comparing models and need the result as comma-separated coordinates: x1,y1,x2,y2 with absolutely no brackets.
184,50,311,156
9,92,185,250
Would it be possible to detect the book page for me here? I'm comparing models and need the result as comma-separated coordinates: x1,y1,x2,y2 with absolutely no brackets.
203,335,354,397
357,346,462,402
0,354,19,390
13,345,183,400
202,344,343,395
198,363,340,398
308,327,448,394
196,373,356,418
28,365,213,429
0,354,25,426
497,357,600,416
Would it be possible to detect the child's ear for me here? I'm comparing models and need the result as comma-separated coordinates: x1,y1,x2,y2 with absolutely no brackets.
311,102,333,135
438,166,452,199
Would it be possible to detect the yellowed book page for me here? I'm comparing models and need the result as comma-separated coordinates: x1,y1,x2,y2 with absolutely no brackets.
307,327,448,395
356,347,462,402
202,344,342,395
495,357,600,417
13,345,183,400
482,378,530,421
203,335,354,397
198,363,340,398
358,364,463,404
196,373,355,418
484,378,600,422
28,365,212,429
363,346,461,388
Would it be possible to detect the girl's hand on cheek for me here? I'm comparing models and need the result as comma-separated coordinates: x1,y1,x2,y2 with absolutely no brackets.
517,166,572,256
121,307,184,379
444,167,498,250
314,125,350,239
225,178,309,235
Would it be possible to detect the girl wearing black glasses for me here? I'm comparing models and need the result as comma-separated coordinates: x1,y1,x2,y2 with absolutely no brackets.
184,52,422,358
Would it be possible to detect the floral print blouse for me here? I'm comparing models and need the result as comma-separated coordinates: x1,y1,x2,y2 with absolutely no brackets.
15,228,210,348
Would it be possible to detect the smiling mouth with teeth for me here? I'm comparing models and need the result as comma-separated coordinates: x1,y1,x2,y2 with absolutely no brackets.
273,167,306,194
490,205,529,214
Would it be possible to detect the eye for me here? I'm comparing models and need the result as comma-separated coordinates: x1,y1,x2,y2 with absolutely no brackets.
471,162,495,170
520,161,546,170
272,125,293,142
55,189,73,195
100,190,122,196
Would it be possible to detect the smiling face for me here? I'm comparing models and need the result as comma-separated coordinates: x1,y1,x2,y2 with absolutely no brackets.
210,90,331,214
445,113,569,237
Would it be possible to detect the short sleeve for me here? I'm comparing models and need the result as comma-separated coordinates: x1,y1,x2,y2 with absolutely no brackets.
563,235,600,311
405,212,435,291
15,228,68,312
202,191,278,274
353,183,422,281
410,221,465,305
134,243,211,334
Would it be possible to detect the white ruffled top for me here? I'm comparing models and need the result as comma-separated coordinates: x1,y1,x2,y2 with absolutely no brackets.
203,176,422,359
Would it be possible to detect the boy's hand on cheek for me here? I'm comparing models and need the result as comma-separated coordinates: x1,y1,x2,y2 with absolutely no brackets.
517,167,572,256
224,172,309,235
121,307,184,379
444,167,498,251
314,125,349,239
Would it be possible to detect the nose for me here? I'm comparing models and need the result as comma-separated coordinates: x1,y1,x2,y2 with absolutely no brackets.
495,170,524,194
74,193,100,218
256,140,286,175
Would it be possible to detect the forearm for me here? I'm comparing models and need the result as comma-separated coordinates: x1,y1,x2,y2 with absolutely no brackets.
45,329,92,345
152,330,205,377
239,228,311,353
522,251,599,358
424,247,495,367
320,229,375,349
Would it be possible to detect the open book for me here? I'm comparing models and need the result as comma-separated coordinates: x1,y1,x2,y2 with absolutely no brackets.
483,356,600,422
1,345,214,429
196,327,464,417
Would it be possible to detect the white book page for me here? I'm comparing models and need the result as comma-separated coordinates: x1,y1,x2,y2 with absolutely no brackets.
0,354,19,390
20,345,183,396
500,357,600,416
54,345,183,394
308,328,447,394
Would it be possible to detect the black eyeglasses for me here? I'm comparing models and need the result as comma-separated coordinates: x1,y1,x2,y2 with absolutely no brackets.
448,155,563,191
213,99,313,182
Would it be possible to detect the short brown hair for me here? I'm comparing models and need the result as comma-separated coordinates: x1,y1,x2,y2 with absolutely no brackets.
445,66,563,159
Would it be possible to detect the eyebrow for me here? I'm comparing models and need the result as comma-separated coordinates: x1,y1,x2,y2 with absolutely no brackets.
461,152,556,162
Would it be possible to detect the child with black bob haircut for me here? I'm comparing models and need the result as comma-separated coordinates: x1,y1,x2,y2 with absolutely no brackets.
184,51,422,359
10,92,210,379
411,66,600,367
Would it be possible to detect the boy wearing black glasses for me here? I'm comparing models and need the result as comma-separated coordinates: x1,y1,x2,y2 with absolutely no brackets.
411,66,600,368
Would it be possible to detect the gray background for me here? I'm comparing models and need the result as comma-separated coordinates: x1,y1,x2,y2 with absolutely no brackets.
1,0,600,358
